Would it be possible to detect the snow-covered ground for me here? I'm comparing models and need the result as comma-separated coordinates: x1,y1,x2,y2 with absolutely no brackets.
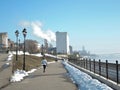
63,61,113,90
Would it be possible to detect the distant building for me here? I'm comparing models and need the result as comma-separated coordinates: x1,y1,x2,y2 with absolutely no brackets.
0,32,8,48
44,39,48,53
79,46,90,56
56,31,70,54
8,39,15,51
48,47,56,55
69,45,73,54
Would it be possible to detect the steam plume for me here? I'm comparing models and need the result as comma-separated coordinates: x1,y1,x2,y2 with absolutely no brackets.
19,21,56,42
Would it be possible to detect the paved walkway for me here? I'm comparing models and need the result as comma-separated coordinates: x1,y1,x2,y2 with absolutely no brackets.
0,54,12,89
2,61,77,90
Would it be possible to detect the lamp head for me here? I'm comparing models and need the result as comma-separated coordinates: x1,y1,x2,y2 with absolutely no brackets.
22,28,27,37
15,30,19,37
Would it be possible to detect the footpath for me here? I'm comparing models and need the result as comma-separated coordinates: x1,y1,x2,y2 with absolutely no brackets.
0,54,12,89
1,61,77,90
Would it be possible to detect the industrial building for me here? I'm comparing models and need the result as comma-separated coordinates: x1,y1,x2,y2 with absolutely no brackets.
56,31,70,54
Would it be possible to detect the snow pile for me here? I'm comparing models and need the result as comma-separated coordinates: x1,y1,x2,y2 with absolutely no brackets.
10,69,37,82
7,54,13,61
63,61,113,90
31,53,42,57
27,69,37,74
10,69,28,82
9,51,30,55
45,53,56,58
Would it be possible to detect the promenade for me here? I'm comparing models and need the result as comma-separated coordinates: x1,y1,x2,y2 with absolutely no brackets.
0,54,11,89
1,61,77,90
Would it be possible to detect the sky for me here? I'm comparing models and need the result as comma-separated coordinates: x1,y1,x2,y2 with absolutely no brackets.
0,0,120,54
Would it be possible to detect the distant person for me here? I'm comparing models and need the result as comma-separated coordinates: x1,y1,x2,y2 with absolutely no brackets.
41,56,48,73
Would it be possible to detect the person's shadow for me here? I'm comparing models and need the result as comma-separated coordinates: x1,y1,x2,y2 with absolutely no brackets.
0,63,10,72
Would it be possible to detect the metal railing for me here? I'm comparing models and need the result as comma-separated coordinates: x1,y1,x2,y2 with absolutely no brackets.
68,58,120,84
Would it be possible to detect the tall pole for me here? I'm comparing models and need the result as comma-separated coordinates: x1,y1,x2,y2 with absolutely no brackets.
41,44,44,55
23,36,25,70
15,30,19,61
16,36,18,61
22,28,27,70
19,39,20,52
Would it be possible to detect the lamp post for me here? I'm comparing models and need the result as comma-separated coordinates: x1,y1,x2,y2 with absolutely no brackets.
55,51,57,61
15,30,19,61
22,28,27,70
41,44,44,55
19,39,20,52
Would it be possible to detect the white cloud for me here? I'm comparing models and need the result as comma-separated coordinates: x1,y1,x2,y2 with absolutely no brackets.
20,21,56,42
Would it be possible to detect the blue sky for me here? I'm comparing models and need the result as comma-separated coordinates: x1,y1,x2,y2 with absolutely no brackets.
0,0,120,54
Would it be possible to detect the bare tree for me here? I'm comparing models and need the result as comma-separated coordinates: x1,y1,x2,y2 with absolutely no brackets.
25,39,39,54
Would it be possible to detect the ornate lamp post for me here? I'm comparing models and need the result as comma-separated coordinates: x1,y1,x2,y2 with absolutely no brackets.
22,28,27,70
15,30,19,61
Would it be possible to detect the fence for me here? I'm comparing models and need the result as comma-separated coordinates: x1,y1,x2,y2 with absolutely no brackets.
68,58,120,84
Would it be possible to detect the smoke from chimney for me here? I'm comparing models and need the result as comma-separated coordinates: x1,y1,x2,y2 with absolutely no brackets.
19,21,56,42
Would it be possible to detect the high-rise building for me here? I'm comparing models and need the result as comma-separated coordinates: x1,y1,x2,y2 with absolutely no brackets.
0,32,8,48
56,31,69,54
69,45,73,54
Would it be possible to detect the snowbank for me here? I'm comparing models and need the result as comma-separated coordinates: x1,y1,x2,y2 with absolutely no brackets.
63,61,113,90
31,53,42,57
9,51,30,55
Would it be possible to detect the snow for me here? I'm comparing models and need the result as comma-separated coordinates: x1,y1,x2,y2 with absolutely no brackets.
63,61,113,90
31,53,42,57
9,51,30,55
45,53,56,58
10,69,29,82
10,69,37,82
6,54,13,61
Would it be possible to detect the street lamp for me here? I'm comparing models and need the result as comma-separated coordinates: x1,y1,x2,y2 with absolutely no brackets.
15,30,19,61
41,44,44,55
22,28,27,70
19,39,20,52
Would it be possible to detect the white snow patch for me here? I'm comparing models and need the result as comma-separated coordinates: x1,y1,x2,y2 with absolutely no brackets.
63,61,113,90
10,69,37,82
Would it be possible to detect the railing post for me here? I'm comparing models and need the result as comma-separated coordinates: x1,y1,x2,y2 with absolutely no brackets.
84,58,85,68
89,59,91,71
79,59,80,65
116,60,119,84
106,60,108,79
99,59,101,75
94,59,95,73
86,58,88,69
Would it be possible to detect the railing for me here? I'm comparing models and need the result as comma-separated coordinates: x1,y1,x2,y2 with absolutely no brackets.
68,58,120,84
